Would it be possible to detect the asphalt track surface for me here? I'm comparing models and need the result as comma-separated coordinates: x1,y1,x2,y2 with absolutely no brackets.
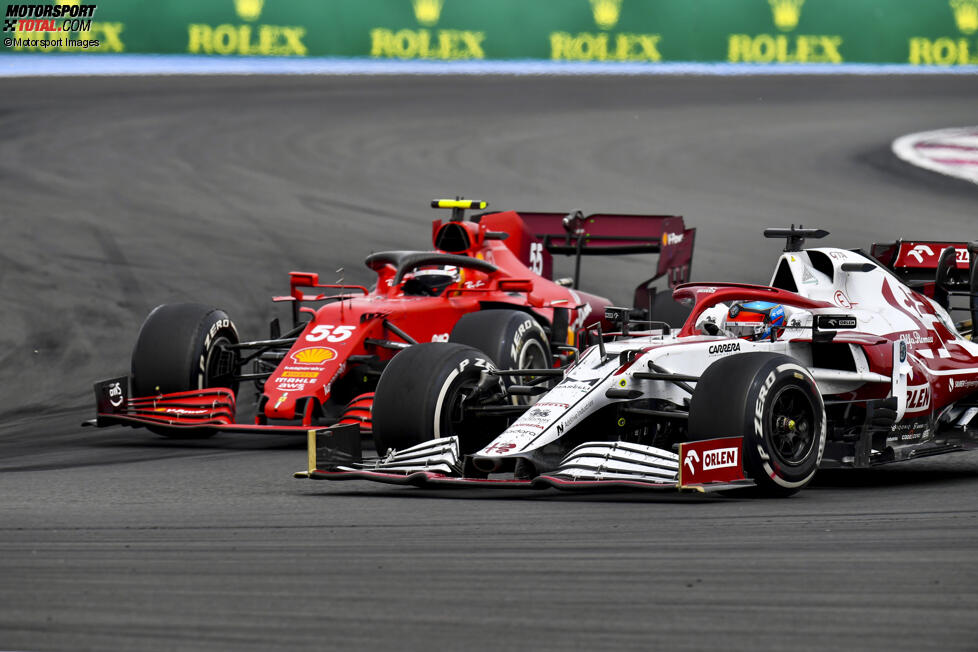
2,74,978,651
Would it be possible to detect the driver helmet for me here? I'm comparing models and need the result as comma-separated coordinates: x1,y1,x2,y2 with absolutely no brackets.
403,265,460,295
725,301,786,341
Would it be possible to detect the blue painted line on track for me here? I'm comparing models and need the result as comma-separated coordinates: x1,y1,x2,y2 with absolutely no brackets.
1,53,978,77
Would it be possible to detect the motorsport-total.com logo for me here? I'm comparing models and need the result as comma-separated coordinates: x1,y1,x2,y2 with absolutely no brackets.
3,2,99,49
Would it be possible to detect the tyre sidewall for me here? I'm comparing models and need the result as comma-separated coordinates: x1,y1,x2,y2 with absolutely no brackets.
131,304,239,397
742,358,826,491
449,310,550,371
372,343,497,455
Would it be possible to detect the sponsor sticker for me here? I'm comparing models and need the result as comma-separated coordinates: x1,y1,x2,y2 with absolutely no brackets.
898,242,970,268
905,384,931,413
155,407,210,416
482,442,517,455
107,381,124,407
708,342,741,355
291,347,337,365
887,421,932,443
950,377,978,391
899,332,935,347
679,437,744,487
281,371,319,379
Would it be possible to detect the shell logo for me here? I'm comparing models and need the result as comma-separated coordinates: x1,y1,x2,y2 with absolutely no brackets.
291,347,337,364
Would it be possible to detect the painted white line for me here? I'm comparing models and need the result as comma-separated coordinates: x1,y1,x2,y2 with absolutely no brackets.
893,126,978,185
2,54,978,77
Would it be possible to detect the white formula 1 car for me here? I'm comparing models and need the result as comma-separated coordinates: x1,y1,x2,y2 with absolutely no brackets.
297,227,978,496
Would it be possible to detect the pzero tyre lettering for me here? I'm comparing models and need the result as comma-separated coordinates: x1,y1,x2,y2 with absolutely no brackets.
371,343,504,456
689,353,826,497
449,310,551,400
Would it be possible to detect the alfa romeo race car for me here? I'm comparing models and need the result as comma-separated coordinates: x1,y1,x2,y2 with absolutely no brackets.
298,226,978,496
86,199,694,438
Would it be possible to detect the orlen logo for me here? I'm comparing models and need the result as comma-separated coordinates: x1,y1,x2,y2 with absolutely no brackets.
703,447,738,470
291,347,336,365
662,231,684,246
905,384,931,413
907,244,935,264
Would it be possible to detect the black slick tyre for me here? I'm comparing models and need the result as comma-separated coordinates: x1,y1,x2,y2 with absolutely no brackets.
130,303,240,437
371,343,501,456
688,352,826,497
449,310,550,379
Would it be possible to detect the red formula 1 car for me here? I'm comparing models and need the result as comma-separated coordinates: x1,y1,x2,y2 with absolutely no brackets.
86,199,695,438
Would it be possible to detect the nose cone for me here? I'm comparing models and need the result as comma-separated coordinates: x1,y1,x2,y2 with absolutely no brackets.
263,345,340,420
265,391,299,420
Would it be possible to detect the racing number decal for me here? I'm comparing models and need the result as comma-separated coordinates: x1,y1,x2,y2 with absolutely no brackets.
528,242,543,275
306,324,356,343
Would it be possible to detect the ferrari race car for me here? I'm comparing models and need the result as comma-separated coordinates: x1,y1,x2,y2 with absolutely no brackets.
298,226,978,497
86,199,695,437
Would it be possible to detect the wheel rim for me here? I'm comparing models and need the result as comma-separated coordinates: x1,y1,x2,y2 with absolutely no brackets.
767,384,817,466
513,338,549,405
203,335,238,389
440,376,484,440
518,338,548,371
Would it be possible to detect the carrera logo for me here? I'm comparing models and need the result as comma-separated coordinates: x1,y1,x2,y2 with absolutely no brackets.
709,342,741,355
702,447,738,470
291,347,336,365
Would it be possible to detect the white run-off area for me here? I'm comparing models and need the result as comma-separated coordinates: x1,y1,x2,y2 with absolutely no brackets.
893,126,978,185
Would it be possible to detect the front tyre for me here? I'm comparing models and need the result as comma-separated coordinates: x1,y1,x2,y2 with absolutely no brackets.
371,343,503,456
688,352,826,497
130,304,240,438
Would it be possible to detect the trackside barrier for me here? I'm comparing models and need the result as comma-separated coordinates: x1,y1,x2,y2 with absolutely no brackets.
2,0,978,67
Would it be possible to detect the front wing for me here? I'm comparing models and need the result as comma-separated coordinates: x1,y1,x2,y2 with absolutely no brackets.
295,431,754,494
84,376,359,437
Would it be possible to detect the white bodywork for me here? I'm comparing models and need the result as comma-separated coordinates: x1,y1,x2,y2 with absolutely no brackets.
471,246,978,466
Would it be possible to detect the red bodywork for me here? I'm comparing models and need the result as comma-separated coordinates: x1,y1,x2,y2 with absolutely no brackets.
91,207,694,435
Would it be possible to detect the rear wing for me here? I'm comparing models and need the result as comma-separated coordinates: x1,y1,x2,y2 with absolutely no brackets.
871,239,978,328
513,211,694,286
514,211,694,322
472,209,695,325
871,240,972,275
870,239,975,292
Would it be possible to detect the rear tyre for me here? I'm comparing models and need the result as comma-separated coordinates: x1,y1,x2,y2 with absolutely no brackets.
450,310,550,385
688,352,825,497
130,303,240,438
371,343,502,456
